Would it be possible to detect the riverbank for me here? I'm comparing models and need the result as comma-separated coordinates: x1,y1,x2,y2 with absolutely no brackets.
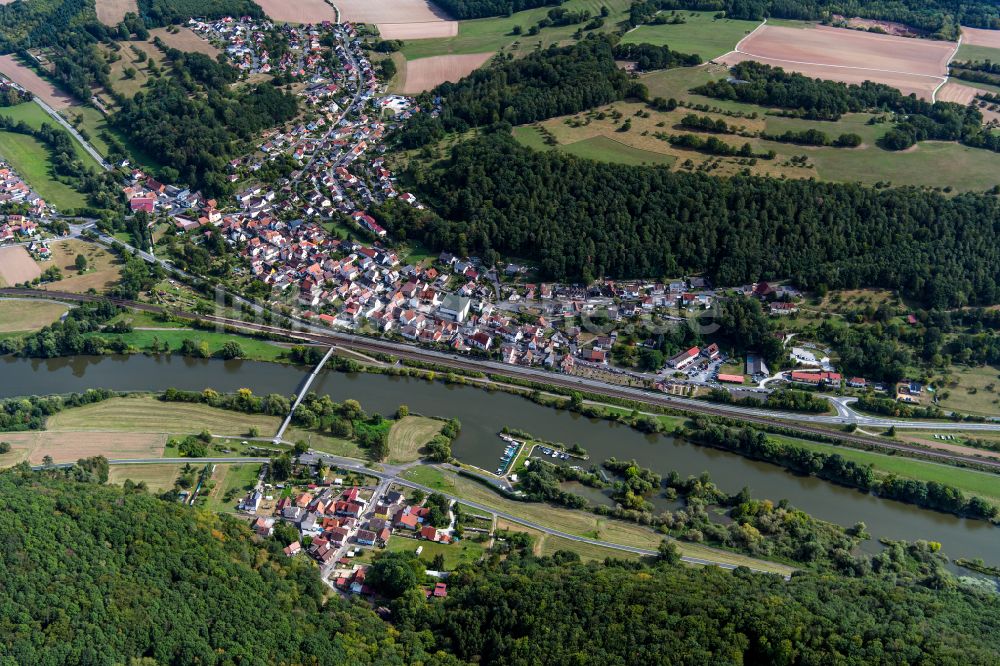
3,353,999,566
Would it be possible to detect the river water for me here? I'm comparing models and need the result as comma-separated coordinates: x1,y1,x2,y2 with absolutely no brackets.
2,354,997,562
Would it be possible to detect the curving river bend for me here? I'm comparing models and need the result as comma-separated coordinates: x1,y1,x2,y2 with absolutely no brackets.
2,354,997,563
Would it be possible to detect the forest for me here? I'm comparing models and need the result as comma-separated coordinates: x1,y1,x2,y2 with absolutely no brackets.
391,131,1000,307
3,466,1000,664
137,0,264,27
0,467,449,665
611,41,702,71
113,78,298,194
389,543,1000,664
396,37,641,148
431,0,561,19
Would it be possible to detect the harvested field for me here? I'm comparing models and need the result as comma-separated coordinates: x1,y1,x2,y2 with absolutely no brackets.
961,26,1000,49
0,431,166,466
0,245,41,286
937,81,1000,122
108,464,184,492
149,27,221,58
47,395,282,437
96,0,137,26
38,239,122,294
0,55,77,109
719,24,956,99
720,51,942,98
255,0,337,23
339,0,450,24
378,21,458,39
0,299,67,332
401,52,491,93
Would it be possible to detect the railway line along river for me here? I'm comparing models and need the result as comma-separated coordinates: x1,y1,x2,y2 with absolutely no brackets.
2,353,998,565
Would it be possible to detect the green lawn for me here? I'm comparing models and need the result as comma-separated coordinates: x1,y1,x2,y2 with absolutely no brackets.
565,134,678,166
936,364,1000,417
283,427,365,458
47,395,282,437
387,416,442,463
763,112,886,145
641,64,770,114
107,463,184,492
400,0,632,60
621,11,762,60
0,131,88,209
109,310,191,329
89,329,288,362
769,435,1000,503
200,463,261,513
955,42,1000,63
514,126,677,166
0,102,100,168
809,139,1000,192
601,405,686,430
383,535,487,569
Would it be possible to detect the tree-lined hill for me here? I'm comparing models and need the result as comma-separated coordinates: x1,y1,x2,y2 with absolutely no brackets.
0,465,441,665
388,131,1000,307
3,465,1000,665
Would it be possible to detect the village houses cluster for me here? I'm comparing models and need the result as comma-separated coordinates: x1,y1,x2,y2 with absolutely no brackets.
102,16,923,401
240,460,451,598
0,161,48,245
188,16,329,78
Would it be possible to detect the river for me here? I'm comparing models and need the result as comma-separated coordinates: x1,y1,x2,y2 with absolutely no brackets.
2,354,997,563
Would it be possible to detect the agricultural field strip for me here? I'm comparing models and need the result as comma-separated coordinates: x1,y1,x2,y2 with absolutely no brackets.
730,54,948,80
720,22,963,101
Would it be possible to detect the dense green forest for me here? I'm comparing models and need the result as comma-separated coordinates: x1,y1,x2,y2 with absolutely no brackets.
0,0,93,52
389,545,1000,664
3,467,1000,664
397,37,641,148
612,41,702,71
431,0,561,19
0,467,450,665
386,131,1000,306
137,0,263,27
114,78,298,194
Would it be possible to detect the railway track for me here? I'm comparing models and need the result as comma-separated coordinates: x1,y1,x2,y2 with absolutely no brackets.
6,287,1000,471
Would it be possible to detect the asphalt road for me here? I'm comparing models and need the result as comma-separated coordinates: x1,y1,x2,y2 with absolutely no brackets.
32,98,111,171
